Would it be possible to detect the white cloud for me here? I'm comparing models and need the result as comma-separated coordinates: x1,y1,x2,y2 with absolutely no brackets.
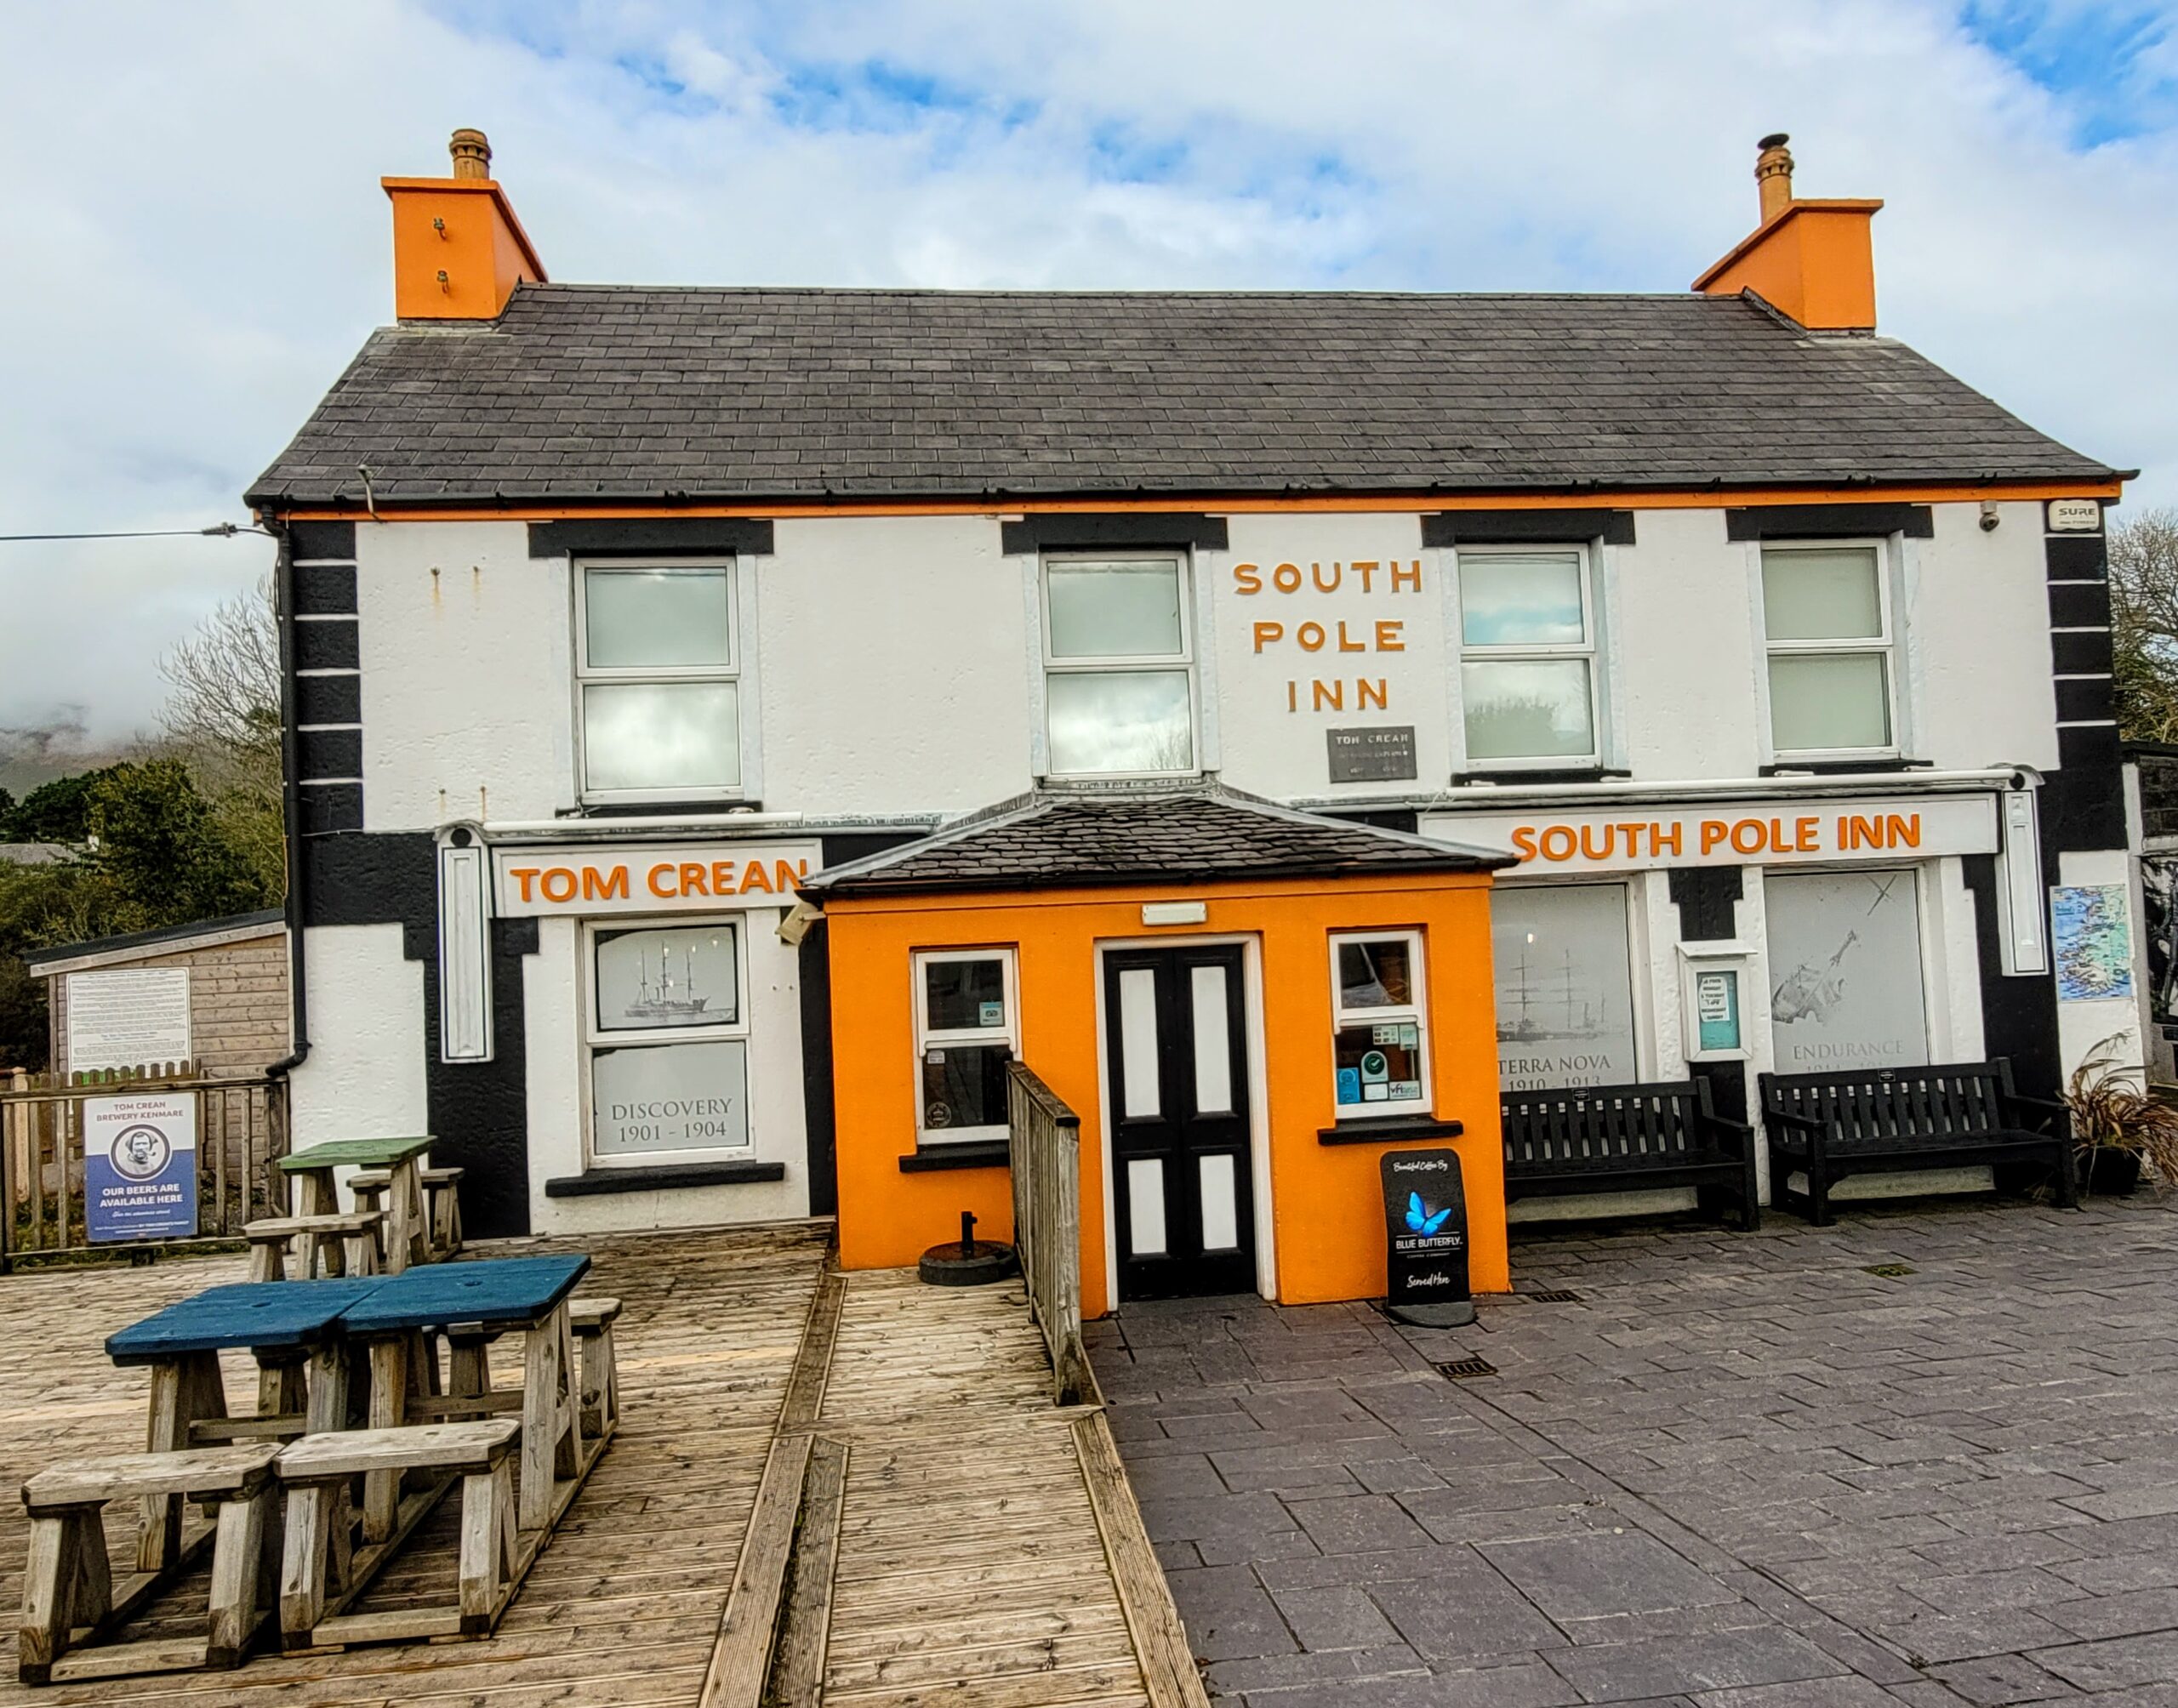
1,0,2171,742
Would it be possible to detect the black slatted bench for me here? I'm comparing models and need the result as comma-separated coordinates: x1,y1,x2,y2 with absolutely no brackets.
1502,1079,1759,1230
1758,1058,2076,1226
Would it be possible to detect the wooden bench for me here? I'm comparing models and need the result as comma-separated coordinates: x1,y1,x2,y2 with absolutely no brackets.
1759,1057,2077,1226
570,1297,622,1438
1502,1078,1759,1229
242,1212,384,1283
18,1443,282,1684
277,1419,522,1649
355,1166,461,1259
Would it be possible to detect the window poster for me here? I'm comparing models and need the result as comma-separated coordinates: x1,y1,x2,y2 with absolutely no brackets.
2141,857,2178,1027
1766,869,1929,1071
1490,885,1639,1090
2052,885,2135,1003
594,923,738,1032
590,1039,750,1156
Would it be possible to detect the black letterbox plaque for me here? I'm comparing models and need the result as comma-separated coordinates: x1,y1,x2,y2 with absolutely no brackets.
1380,1147,1474,1327
1327,726,1417,784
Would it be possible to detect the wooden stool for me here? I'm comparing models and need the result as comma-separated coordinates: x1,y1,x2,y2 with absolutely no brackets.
569,1297,622,1439
18,1443,282,1683
420,1166,465,1258
242,1213,384,1283
277,1420,521,1648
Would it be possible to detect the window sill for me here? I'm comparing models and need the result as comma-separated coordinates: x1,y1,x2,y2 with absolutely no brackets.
1318,1115,1466,1146
898,1141,1011,1173
1451,767,1629,787
1759,759,1928,777
567,797,761,817
544,1159,785,1196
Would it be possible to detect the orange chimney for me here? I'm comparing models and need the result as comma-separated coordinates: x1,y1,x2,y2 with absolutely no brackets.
1694,134,1881,331
383,128,546,321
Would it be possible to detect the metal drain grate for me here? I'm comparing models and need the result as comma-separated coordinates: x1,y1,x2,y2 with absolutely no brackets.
1526,1289,1583,1304
1862,1262,1918,1278
1436,1355,1497,1380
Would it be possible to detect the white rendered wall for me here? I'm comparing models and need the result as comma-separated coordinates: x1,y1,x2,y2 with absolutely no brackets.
759,515,1033,817
1612,508,1767,780
1206,514,1442,799
288,924,427,1146
355,521,573,831
522,907,812,1235
1911,503,2061,772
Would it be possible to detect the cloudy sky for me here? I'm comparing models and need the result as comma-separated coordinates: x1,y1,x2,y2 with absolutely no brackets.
3,0,2174,764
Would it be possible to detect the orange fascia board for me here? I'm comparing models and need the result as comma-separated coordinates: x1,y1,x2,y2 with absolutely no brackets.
1694,199,1884,330
271,476,2125,526
381,177,547,321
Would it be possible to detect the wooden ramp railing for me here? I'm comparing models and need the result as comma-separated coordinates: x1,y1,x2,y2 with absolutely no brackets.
1006,1060,1096,1407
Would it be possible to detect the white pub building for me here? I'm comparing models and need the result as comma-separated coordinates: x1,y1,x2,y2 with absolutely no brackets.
249,129,2133,1307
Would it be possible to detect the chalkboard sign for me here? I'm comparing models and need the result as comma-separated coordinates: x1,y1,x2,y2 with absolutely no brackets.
1379,1147,1474,1326
1327,726,1418,783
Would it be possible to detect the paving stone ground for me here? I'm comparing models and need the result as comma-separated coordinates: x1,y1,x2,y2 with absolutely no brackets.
1089,1193,2178,1707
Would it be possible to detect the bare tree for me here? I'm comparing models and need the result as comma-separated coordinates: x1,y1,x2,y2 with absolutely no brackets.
2111,508,2178,745
158,576,285,895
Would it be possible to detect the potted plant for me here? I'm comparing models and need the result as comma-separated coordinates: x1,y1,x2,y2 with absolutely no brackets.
2065,1033,2178,1198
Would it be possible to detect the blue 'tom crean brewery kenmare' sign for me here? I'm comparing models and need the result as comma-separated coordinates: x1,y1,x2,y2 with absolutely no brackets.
84,1093,198,1243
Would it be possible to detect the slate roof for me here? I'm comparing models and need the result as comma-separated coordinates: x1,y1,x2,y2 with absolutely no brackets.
801,788,1514,898
247,286,2119,509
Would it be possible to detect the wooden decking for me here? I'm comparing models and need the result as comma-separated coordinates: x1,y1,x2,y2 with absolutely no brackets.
0,1225,1202,1707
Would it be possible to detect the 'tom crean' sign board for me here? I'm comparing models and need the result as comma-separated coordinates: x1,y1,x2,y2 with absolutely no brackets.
493,842,823,915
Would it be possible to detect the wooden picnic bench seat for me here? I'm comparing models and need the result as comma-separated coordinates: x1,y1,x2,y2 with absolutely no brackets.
355,1165,462,1258
1502,1078,1759,1229
570,1297,622,1438
242,1212,384,1283
1758,1057,2077,1226
277,1419,522,1649
18,1442,281,1684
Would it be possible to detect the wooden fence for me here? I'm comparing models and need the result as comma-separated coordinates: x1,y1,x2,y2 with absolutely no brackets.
1006,1060,1095,1406
1,1062,288,1271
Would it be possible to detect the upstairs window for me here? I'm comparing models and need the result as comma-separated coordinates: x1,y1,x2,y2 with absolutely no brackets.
1455,549,1599,767
576,561,740,800
1041,556,1196,777
1761,544,1895,756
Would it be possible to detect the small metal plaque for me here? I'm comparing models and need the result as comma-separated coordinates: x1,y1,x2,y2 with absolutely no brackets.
1327,726,1417,784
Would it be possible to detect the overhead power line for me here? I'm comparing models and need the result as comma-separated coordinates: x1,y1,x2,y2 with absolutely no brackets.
0,523,270,543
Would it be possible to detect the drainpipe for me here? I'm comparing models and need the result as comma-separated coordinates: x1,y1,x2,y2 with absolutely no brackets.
265,514,309,1081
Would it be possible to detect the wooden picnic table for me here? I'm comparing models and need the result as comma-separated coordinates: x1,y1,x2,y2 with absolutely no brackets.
104,1279,377,1575
335,1255,596,1537
277,1136,433,1274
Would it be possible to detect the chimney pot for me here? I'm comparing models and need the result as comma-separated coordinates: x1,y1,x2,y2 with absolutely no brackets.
449,128,493,181
1754,132,1794,223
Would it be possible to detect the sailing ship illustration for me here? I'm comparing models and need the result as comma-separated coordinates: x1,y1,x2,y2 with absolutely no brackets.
1496,948,1604,1044
1770,930,1857,1024
624,942,710,1025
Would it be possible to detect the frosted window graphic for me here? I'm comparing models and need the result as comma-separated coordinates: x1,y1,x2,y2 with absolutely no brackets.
1766,870,1930,1071
1491,885,1639,1090
595,923,738,1032
591,1039,750,1156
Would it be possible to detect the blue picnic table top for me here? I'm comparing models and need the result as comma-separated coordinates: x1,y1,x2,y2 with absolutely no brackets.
105,1255,592,1365
335,1255,590,1336
105,1278,379,1364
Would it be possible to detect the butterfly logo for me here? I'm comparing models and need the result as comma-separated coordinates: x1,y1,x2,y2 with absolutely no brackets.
1405,1193,1453,1236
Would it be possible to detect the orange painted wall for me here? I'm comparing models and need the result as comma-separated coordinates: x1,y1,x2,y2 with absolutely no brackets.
822,872,1508,1318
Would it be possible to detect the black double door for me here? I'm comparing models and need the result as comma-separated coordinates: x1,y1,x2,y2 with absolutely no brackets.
1104,944,1257,1300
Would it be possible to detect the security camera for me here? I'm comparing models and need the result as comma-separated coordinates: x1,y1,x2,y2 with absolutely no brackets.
1979,500,2000,532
